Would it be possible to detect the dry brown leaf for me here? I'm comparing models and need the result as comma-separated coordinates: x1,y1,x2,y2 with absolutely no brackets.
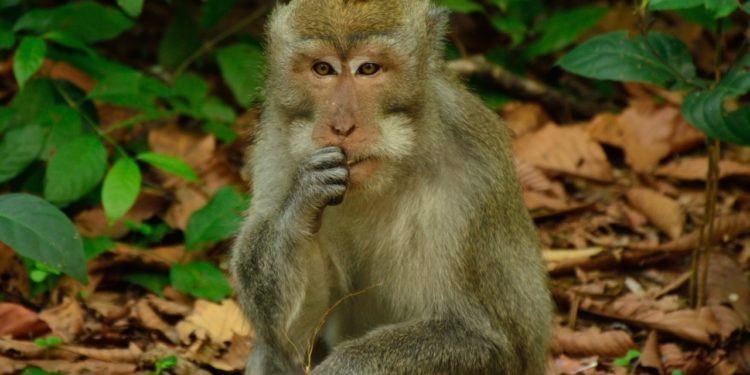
85,292,132,322
89,243,185,272
625,187,684,239
59,342,142,363
74,191,168,238
617,100,703,172
514,124,613,181
629,213,750,252
0,303,49,337
163,185,209,230
707,253,750,323
38,297,84,342
524,191,574,212
208,332,254,371
585,112,622,147
622,83,685,106
709,305,744,341
146,294,191,316
516,158,557,194
550,326,635,357
502,102,550,137
543,248,604,263
41,60,96,92
0,358,137,375
177,299,252,345
656,157,750,181
148,125,215,187
640,331,663,372
141,343,213,375
135,298,179,343
660,343,686,373
0,339,77,360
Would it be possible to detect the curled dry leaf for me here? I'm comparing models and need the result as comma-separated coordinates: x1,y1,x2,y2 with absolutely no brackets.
639,331,662,373
585,112,623,147
141,343,213,375
543,248,604,263
0,303,49,337
0,338,77,360
0,358,136,375
135,299,179,343
625,187,684,239
502,102,550,137
163,185,209,230
85,292,132,322
89,243,185,272
177,299,253,345
707,253,750,323
38,297,84,343
629,213,750,252
513,124,613,182
42,60,96,92
550,326,635,357
660,343,686,373
59,342,143,363
146,294,191,316
656,157,750,181
617,100,703,172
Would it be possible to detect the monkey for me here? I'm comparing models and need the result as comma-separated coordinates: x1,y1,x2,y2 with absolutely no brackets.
230,0,552,374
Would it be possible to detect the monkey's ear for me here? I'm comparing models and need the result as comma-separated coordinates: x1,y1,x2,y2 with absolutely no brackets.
425,6,450,58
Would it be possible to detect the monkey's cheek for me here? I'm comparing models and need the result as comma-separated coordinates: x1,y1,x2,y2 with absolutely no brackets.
348,159,379,188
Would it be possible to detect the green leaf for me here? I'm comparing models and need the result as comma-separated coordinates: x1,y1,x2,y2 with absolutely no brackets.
718,53,750,96
14,1,133,44
136,152,198,182
201,97,236,123
613,349,641,366
21,367,60,375
435,0,483,12
34,335,63,348
88,71,157,111
158,7,201,70
152,355,177,375
704,0,738,18
13,36,46,89
173,73,209,107
557,31,697,89
525,6,607,58
10,80,60,123
216,42,264,107
44,135,107,205
0,193,87,283
0,23,15,50
200,0,236,27
202,121,237,143
118,0,144,17
649,0,703,10
0,125,46,183
43,31,96,56
102,158,142,223
489,16,527,47
185,187,245,250
82,236,115,260
38,105,83,161
170,262,232,302
682,89,750,145
123,272,169,297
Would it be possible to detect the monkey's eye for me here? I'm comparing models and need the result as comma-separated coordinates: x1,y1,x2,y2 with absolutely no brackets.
357,63,381,76
312,62,335,76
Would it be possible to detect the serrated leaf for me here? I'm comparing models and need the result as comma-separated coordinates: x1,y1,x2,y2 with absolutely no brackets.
435,0,483,12
136,152,198,182
185,187,244,250
13,36,46,89
117,0,143,17
14,1,134,44
44,135,107,205
0,125,46,183
0,193,87,283
102,158,141,223
649,0,703,10
216,43,264,107
200,0,235,27
158,7,201,70
558,31,697,90
525,6,607,58
170,262,232,302
123,272,168,297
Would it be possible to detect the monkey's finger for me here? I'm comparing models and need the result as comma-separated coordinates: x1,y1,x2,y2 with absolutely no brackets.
309,150,346,170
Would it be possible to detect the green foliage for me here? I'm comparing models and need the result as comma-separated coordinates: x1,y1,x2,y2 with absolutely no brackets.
117,0,144,18
13,36,46,89
0,194,87,283
671,370,685,375
524,6,606,58
185,187,246,251
435,0,483,13
34,335,63,349
612,349,641,366
136,152,199,182
216,42,265,107
170,262,232,302
82,236,115,260
150,355,177,375
14,2,133,44
158,7,201,70
44,135,107,205
123,272,169,297
201,0,236,28
102,157,142,223
20,367,60,375
0,124,45,183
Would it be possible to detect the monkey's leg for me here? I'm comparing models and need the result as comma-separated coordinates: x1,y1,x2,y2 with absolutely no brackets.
311,319,531,375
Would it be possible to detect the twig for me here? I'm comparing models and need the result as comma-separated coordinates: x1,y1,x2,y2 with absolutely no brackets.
446,55,601,119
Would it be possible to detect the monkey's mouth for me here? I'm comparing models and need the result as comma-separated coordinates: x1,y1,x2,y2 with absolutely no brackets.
347,156,375,167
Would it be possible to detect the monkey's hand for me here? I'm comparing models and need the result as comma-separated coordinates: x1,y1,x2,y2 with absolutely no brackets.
283,146,348,235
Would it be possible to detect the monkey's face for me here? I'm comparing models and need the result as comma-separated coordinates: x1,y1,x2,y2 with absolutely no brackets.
283,42,419,191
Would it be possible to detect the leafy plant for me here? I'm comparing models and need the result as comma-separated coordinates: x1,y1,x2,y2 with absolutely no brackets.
612,349,641,366
185,187,246,251
150,355,177,375
34,336,63,349
20,367,60,375
170,261,232,302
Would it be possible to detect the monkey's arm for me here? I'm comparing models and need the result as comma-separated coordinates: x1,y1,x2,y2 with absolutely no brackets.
232,147,348,374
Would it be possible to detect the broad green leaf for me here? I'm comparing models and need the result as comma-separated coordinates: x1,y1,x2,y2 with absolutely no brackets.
216,43,264,107
200,0,236,27
525,6,606,58
82,236,115,260
44,135,107,205
43,31,96,56
117,0,144,17
170,262,232,302
743,2,750,13
136,152,198,182
0,193,87,283
0,23,15,50
123,272,169,297
704,0,737,18
489,16,527,47
613,349,641,366
39,105,83,160
89,71,142,98
10,80,60,123
102,158,142,223
718,54,750,96
14,1,134,43
47,49,133,81
682,89,750,145
173,73,209,107
158,7,201,70
0,125,46,183
21,367,59,375
185,187,245,250
0,0,20,10
557,31,697,90
202,121,237,143
649,0,703,10
201,97,236,123
13,36,46,89
153,355,177,375
435,0,483,12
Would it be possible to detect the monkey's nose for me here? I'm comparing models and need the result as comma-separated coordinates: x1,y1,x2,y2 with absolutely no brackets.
330,122,356,137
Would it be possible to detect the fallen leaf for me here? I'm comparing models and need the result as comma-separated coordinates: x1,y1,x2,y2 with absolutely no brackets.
707,253,750,324
0,358,137,375
585,112,622,147
59,342,142,363
42,60,96,92
625,187,684,239
514,124,613,181
550,326,635,357
207,333,254,371
544,248,604,263
163,185,209,230
177,299,252,345
656,157,750,181
639,331,663,372
134,298,179,343
146,294,191,316
84,291,132,322
0,303,49,337
502,102,550,137
74,191,168,238
38,297,84,342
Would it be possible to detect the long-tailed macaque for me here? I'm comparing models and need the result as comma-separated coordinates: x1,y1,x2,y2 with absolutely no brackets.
231,0,552,373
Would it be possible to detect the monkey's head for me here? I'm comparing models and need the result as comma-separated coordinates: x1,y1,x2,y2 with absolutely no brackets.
265,0,449,191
